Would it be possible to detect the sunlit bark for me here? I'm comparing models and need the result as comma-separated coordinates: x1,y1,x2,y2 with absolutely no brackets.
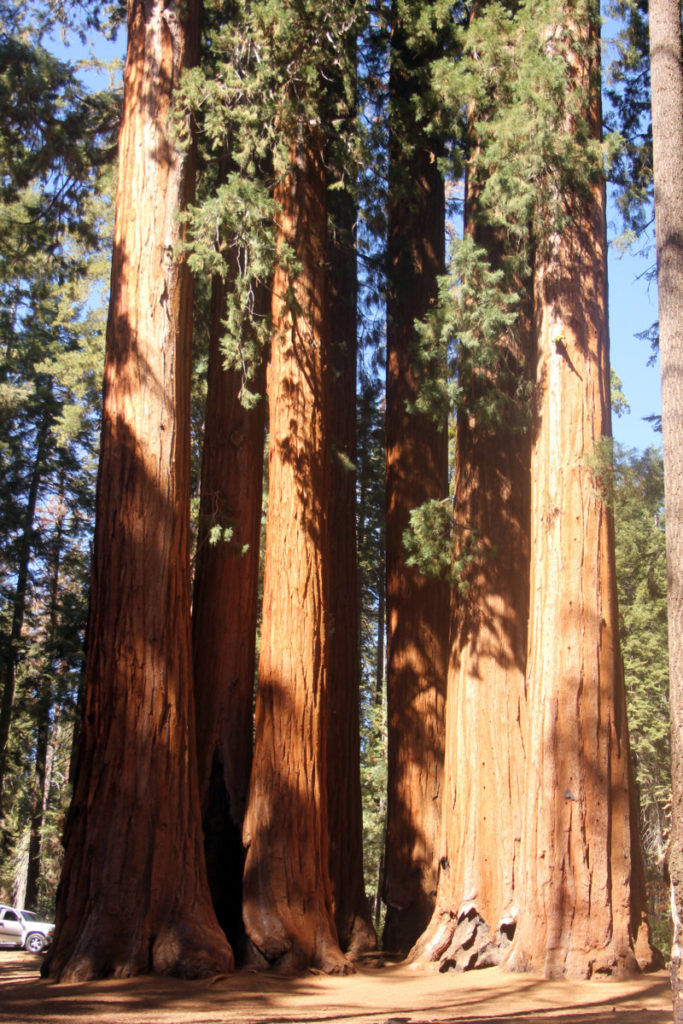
411,198,532,970
507,9,652,978
242,132,350,975
42,0,233,981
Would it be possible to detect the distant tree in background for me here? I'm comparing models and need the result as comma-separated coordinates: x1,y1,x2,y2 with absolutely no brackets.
613,445,670,950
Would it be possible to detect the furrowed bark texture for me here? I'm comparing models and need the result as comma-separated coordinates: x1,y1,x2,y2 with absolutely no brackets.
384,21,449,951
192,266,267,961
507,12,651,979
241,135,350,976
411,205,532,971
42,0,233,982
327,189,377,957
648,0,683,1015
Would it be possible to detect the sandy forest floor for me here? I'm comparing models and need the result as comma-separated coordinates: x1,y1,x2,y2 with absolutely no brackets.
0,951,674,1024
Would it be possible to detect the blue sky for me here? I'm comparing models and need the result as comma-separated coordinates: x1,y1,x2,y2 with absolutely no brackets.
608,230,662,453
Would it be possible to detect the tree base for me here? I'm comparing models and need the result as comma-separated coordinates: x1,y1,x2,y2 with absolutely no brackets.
244,935,355,976
42,918,234,983
409,903,513,972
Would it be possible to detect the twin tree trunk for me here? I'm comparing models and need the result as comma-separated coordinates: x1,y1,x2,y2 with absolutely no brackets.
191,263,267,961
384,13,450,952
241,132,350,975
648,0,683,1015
42,0,233,981
411,204,532,970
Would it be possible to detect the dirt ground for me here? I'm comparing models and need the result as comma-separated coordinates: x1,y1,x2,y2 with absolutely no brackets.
0,950,672,1024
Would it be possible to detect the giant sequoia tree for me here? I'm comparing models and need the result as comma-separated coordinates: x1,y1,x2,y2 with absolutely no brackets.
648,0,683,1012
411,208,533,970
241,128,350,974
383,0,450,954
191,262,267,960
506,0,652,977
42,0,233,980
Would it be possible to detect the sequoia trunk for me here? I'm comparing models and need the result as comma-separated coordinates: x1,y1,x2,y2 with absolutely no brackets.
411,203,532,969
384,17,449,952
648,0,683,1014
42,0,233,981
192,266,267,961
241,133,349,975
327,189,377,957
507,10,651,978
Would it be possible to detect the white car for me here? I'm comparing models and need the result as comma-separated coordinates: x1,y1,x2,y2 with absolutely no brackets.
0,905,55,953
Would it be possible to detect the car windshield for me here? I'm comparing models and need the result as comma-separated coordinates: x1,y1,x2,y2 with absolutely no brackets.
20,911,39,921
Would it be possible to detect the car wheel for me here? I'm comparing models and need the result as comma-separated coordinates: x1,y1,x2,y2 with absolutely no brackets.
24,932,46,953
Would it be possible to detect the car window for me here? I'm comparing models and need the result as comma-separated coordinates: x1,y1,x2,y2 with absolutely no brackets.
3,911,19,921
20,911,38,921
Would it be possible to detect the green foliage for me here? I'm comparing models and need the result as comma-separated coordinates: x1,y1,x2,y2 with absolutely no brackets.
613,444,670,946
178,0,365,401
611,366,631,417
604,0,653,242
360,697,387,928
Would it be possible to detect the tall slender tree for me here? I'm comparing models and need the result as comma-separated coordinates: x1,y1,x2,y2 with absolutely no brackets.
42,0,233,980
383,0,450,953
648,0,683,1012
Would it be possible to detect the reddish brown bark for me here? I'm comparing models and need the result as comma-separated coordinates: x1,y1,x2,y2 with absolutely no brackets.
411,206,532,970
384,126,450,953
241,133,350,975
42,0,233,981
506,14,652,979
327,191,377,957
648,0,683,1014
191,266,267,960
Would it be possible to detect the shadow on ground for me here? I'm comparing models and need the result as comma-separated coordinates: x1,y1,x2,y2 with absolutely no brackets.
0,951,671,1024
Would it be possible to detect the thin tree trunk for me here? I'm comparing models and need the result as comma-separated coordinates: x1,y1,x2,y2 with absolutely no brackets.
648,0,683,1014
0,413,49,814
326,188,377,957
192,259,267,962
384,121,449,955
242,132,350,975
507,10,653,978
375,568,384,706
25,473,67,911
42,0,233,980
